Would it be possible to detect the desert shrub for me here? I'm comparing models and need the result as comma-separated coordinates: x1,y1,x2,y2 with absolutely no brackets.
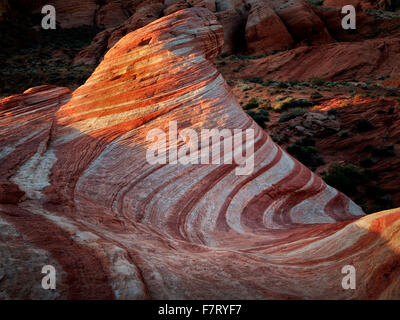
288,80,300,86
276,81,289,89
298,137,316,146
272,97,314,111
307,0,324,5
263,79,274,86
247,77,263,84
279,113,295,123
375,195,394,210
371,144,396,157
327,108,338,117
360,157,375,168
353,93,365,101
310,91,323,99
310,77,326,86
219,52,231,59
279,108,308,122
287,138,324,168
355,119,374,132
385,86,399,97
233,53,273,60
365,186,394,213
260,99,272,109
322,164,370,196
233,65,244,72
290,107,309,117
243,98,260,110
363,144,374,152
246,109,269,128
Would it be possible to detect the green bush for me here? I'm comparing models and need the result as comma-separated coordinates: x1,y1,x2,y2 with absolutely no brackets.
327,108,338,117
287,138,324,168
355,119,374,132
219,53,231,59
279,113,295,123
323,164,370,196
276,81,289,89
279,108,308,122
385,86,399,97
272,97,314,111
247,109,269,128
365,186,394,213
375,195,394,210
371,144,396,157
310,77,326,86
262,79,274,86
243,98,260,110
247,77,263,84
307,0,324,5
360,157,375,168
310,91,323,99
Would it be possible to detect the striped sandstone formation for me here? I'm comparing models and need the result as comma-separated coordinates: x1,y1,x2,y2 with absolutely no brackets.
0,8,399,299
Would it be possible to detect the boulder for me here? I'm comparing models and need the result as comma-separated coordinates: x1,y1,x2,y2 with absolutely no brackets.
245,0,293,54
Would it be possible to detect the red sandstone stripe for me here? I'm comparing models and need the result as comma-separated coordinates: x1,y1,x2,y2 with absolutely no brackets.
0,205,115,299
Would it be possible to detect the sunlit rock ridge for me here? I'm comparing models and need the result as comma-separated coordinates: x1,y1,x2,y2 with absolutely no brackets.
0,8,399,299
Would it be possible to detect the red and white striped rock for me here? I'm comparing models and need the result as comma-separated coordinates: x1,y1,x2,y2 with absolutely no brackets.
0,8,399,299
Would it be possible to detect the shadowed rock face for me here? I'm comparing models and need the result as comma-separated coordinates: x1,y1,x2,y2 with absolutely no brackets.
0,8,399,299
72,0,336,64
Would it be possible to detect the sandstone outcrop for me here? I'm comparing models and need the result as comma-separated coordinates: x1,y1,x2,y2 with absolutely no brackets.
0,9,399,299
215,9,248,53
71,0,337,64
239,36,400,81
245,0,293,54
268,0,333,45
50,0,100,28
95,2,130,29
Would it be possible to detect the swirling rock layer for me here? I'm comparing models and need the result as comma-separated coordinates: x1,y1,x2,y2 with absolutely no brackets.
0,8,399,299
